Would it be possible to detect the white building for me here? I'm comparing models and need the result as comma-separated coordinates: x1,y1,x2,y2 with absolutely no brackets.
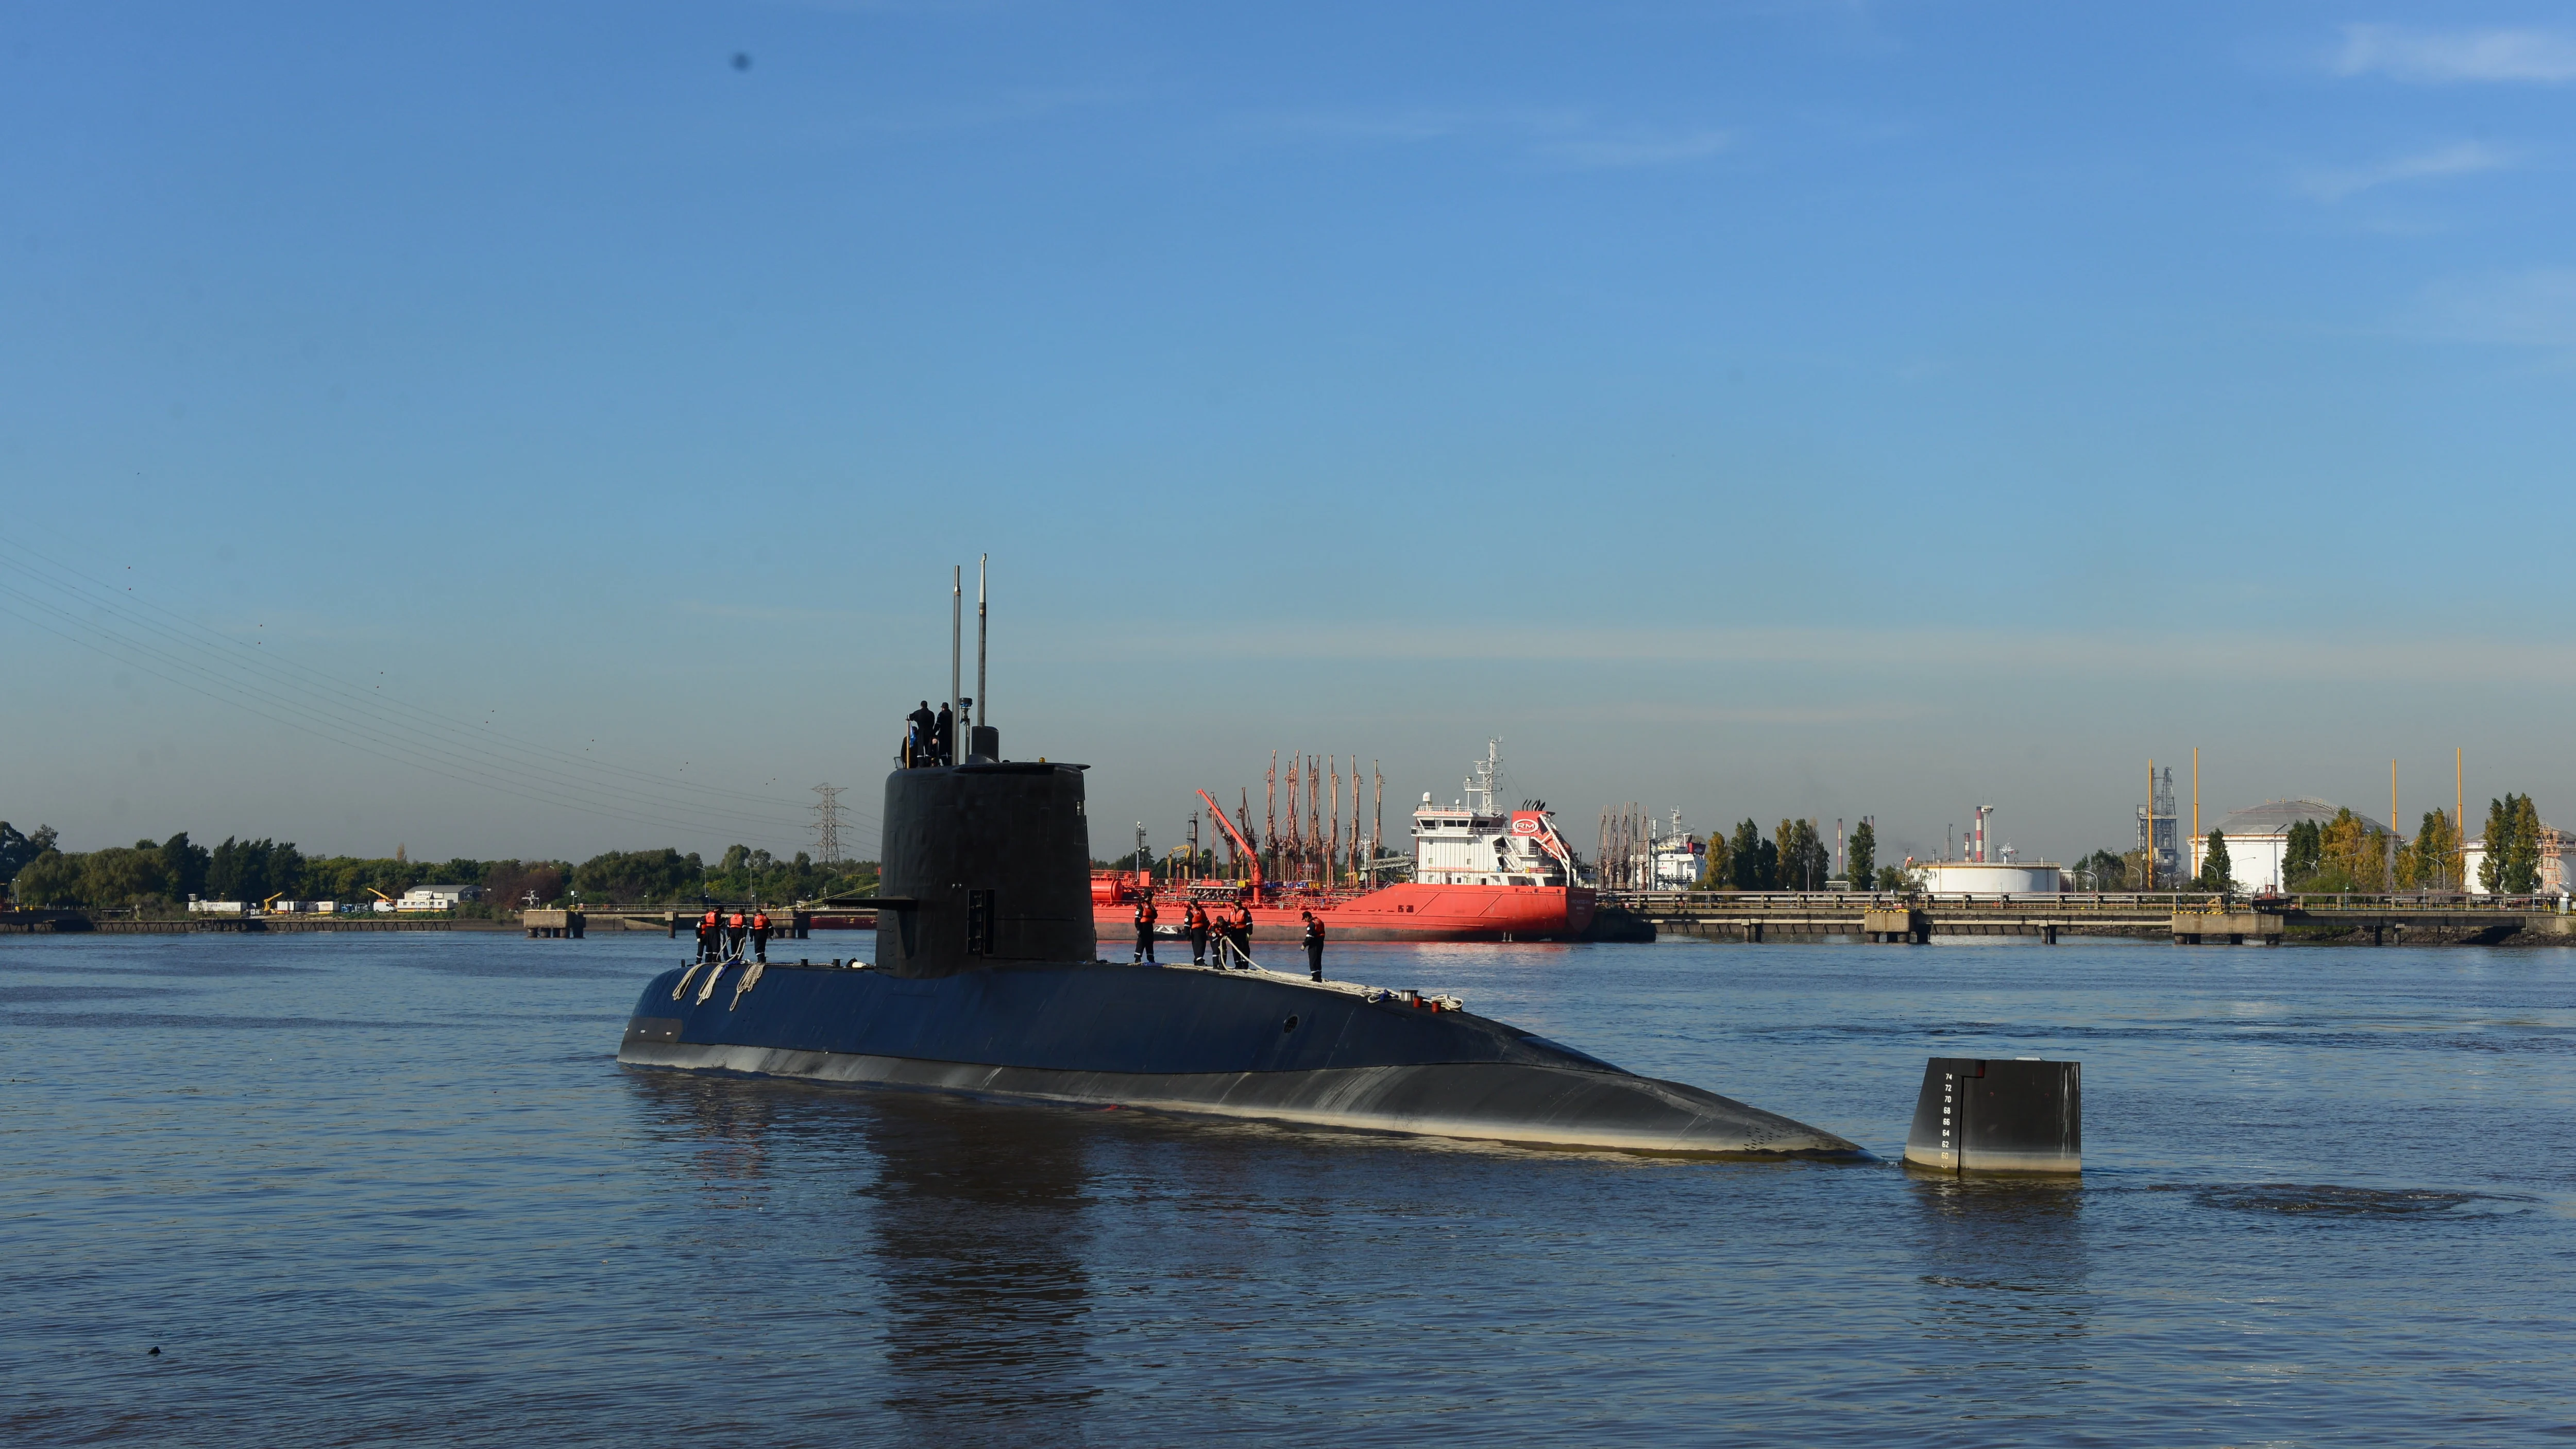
1911,860,2062,896
2459,826,2576,897
397,884,481,911
2189,799,2389,893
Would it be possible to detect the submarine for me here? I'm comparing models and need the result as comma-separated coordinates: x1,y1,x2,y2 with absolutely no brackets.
617,575,1861,1159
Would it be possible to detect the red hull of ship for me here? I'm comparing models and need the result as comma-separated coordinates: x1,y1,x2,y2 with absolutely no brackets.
1093,879,1596,944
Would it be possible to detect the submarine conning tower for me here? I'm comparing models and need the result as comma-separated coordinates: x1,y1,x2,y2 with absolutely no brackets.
876,749,1099,979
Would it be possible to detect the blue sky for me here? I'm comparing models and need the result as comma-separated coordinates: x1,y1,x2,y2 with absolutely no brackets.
5,2,2573,867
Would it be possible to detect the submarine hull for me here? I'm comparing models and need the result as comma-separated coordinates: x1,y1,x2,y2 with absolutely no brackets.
619,958,1860,1158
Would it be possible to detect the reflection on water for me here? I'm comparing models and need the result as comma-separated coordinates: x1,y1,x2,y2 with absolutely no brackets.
857,1094,1097,1440
1905,1171,2093,1403
631,1074,1099,1442
5,934,2571,1445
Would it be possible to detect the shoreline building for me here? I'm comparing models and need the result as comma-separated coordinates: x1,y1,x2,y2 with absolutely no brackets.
1910,806,2063,894
2460,824,2576,897
2189,799,2388,893
1912,858,2064,895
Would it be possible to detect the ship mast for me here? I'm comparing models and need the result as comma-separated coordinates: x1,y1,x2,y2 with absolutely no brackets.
1466,739,1501,817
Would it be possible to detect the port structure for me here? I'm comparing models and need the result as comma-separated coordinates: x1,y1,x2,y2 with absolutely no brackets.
1612,890,2576,946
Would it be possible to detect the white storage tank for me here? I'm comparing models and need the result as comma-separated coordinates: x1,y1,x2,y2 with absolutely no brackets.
1912,860,2063,896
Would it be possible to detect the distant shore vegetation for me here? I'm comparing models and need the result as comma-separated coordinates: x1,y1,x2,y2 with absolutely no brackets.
0,822,876,910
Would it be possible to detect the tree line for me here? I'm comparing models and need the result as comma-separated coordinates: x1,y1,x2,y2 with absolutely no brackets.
0,822,877,910
2072,795,2545,895
1691,818,1902,891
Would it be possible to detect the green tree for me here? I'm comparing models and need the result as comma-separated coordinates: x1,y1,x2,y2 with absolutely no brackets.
290,855,427,905
2282,820,2323,889
1695,829,1734,890
1846,820,1876,890
158,832,210,900
572,848,703,904
2402,810,2458,891
206,837,301,902
485,860,571,909
2315,808,2386,892
1873,864,1908,892
2480,793,2543,894
2511,794,2544,893
1,823,59,884
1728,820,1771,890
1776,818,1828,891
11,849,81,905
2078,849,2129,890
2195,831,2232,892
80,846,172,907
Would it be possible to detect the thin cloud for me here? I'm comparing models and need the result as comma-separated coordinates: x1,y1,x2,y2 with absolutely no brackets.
1274,109,1484,144
1592,701,1930,727
2411,268,2576,349
674,598,870,625
1263,108,1737,169
1053,620,2576,687
2298,141,2515,201
1535,129,1736,169
2332,24,2576,83
858,85,1137,134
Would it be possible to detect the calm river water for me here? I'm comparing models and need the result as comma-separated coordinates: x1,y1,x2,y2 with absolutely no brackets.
4,931,2570,1445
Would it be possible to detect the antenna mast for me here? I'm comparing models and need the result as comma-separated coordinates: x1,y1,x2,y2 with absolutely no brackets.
950,566,962,764
975,553,988,743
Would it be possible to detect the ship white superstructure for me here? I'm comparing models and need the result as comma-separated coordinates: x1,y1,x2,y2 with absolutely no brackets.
1411,741,1581,888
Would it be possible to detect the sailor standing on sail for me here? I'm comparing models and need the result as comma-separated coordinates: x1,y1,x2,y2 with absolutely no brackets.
905,702,936,767
1230,900,1256,969
725,908,748,960
750,907,772,963
694,909,717,963
1185,900,1211,966
933,702,955,766
1132,896,1159,963
1302,910,1326,981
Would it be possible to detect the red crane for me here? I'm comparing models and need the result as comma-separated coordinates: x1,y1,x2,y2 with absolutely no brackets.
1197,789,1265,885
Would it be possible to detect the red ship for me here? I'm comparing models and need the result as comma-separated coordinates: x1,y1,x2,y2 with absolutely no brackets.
1093,743,1597,944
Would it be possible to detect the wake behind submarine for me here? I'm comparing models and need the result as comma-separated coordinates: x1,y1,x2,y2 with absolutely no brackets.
617,585,1861,1160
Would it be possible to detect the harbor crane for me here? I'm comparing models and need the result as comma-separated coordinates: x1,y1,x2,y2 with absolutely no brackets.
1197,788,1264,884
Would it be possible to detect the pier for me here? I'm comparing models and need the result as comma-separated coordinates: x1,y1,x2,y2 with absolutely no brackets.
1615,891,2576,945
1,907,839,936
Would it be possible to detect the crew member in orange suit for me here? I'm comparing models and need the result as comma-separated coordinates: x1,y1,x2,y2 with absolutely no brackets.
1132,896,1159,964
